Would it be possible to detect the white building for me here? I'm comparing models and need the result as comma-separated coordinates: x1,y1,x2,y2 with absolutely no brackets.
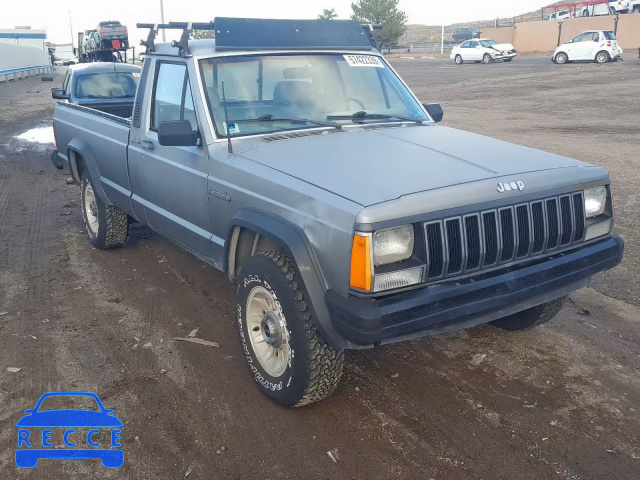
0,28,47,52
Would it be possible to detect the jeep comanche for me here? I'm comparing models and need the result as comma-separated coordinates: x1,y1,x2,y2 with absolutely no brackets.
51,18,624,407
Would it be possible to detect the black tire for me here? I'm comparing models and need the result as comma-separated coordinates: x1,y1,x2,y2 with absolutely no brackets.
236,250,344,407
482,54,492,64
555,52,569,64
490,296,567,331
583,9,590,17
610,7,616,15
595,50,610,64
454,54,463,65
503,58,513,62
635,5,640,13
81,173,128,250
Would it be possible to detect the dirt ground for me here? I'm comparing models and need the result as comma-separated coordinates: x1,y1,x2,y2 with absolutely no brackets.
0,54,639,479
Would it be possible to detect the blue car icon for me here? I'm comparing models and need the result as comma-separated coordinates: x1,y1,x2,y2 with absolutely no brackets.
15,391,123,468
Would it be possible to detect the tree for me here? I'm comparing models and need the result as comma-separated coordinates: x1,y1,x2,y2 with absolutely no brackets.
350,0,407,49
318,8,338,20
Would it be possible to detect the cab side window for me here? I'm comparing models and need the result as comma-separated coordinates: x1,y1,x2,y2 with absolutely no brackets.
461,41,471,48
151,62,198,132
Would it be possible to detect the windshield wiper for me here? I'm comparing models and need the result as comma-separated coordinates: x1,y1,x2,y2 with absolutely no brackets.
327,111,425,125
230,115,342,130
112,94,135,98
82,95,112,99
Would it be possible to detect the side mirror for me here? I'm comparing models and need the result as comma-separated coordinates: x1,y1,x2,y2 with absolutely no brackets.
51,88,69,100
158,120,198,147
423,103,444,123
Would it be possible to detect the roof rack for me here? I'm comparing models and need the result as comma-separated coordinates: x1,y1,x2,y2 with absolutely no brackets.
137,21,214,55
137,18,382,56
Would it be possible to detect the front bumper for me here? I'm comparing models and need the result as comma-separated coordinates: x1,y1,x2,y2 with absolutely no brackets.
327,235,624,347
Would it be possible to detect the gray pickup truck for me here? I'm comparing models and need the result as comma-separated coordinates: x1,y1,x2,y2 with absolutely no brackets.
52,18,624,407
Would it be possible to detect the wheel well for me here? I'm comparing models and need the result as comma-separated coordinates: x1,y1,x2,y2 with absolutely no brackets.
68,149,85,185
228,226,284,280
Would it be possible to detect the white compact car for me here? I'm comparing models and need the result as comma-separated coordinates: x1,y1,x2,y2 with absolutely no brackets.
553,30,623,64
450,38,517,64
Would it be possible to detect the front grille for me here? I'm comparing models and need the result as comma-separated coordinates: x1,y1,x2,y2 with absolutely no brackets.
424,191,586,281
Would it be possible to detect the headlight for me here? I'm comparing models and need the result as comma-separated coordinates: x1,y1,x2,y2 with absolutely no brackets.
373,226,414,266
584,186,606,218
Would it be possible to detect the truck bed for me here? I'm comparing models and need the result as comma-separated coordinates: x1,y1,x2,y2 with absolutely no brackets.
53,102,133,212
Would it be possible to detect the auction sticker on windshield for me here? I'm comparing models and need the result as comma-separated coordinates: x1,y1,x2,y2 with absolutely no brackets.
343,55,384,68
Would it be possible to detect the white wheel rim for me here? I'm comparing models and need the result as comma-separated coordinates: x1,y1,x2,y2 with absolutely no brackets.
246,286,291,378
84,183,99,234
597,53,607,63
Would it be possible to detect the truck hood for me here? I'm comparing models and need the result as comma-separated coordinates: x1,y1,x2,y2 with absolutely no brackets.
238,125,591,207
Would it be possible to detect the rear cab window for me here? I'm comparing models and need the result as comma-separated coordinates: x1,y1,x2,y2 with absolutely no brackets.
603,31,616,41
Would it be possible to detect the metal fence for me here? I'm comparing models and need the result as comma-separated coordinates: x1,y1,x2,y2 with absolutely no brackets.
0,65,55,83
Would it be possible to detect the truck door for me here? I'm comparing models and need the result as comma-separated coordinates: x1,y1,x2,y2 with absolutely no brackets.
129,60,215,262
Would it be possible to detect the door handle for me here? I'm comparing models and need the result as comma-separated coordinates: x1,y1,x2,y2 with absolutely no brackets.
141,140,154,150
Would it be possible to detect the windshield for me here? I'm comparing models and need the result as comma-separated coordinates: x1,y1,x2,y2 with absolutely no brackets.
199,53,429,138
75,72,138,99
604,31,616,40
479,40,499,47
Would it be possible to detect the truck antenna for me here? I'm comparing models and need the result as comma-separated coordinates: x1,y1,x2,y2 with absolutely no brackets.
221,81,233,155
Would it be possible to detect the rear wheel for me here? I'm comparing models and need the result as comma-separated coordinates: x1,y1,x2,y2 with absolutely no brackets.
504,58,513,62
555,52,569,64
610,7,616,15
482,54,492,64
81,173,128,249
491,297,567,331
454,54,463,65
634,5,640,13
596,51,610,63
236,250,344,407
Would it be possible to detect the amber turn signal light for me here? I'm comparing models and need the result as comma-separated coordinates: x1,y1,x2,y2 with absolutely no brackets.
350,234,371,291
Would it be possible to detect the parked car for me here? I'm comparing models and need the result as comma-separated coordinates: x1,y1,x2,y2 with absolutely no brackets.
452,27,480,42
581,1,629,16
544,10,572,20
51,63,141,117
553,30,622,64
451,38,517,64
52,18,623,408
629,0,640,12
609,0,631,13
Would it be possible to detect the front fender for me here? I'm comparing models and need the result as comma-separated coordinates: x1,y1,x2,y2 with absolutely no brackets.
67,138,111,206
226,208,358,350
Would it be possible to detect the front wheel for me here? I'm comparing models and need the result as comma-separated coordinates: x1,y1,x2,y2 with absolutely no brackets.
236,250,344,407
482,54,492,64
555,52,569,64
454,54,463,65
595,51,610,64
491,297,567,331
81,173,129,249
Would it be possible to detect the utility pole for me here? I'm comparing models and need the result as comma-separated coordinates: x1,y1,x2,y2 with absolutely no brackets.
69,9,74,47
441,25,444,55
160,0,166,41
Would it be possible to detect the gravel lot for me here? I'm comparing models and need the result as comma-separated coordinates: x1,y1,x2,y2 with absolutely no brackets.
0,54,639,479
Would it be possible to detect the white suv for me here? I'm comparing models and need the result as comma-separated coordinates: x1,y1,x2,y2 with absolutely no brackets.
553,30,623,64
629,0,640,12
